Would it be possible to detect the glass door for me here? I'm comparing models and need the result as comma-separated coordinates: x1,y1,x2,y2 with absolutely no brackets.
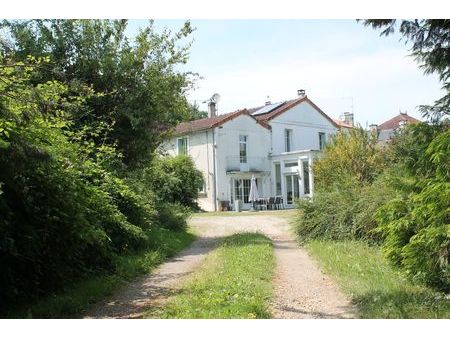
302,160,310,195
285,174,299,204
233,178,255,209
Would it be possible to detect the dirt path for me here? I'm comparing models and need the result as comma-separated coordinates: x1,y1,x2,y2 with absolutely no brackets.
86,211,356,319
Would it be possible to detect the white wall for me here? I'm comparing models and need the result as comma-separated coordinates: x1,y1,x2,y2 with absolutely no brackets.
270,101,337,154
215,114,272,203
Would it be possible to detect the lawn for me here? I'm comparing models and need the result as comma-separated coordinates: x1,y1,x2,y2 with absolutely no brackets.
7,228,195,318
145,232,275,318
306,240,450,318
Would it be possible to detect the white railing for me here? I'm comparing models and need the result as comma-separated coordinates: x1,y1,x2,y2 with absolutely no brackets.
225,156,269,172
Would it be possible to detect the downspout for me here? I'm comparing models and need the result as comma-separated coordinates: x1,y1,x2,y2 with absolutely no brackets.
212,128,218,211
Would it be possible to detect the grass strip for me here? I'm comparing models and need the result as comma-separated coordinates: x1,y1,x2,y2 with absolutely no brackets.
8,228,195,318
146,232,275,319
306,240,450,318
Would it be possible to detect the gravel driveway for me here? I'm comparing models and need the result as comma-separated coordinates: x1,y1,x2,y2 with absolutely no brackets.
86,211,356,319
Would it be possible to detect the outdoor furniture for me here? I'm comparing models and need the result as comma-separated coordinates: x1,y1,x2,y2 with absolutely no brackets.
219,200,231,211
267,196,275,210
256,197,268,211
274,196,284,210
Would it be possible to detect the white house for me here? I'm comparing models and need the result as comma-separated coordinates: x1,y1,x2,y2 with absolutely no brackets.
161,90,353,211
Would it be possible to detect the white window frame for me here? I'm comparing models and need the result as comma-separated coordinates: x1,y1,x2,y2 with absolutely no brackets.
177,136,189,155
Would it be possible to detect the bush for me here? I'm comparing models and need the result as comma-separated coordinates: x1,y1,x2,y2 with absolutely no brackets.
375,124,450,291
295,179,395,243
155,202,191,231
295,127,392,243
145,155,204,210
0,59,154,313
314,128,387,189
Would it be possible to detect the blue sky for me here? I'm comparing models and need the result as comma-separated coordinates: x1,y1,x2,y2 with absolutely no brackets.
127,20,444,126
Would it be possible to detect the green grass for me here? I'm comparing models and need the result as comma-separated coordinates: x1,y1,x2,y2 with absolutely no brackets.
191,209,296,218
146,232,276,319
8,228,195,318
306,240,450,318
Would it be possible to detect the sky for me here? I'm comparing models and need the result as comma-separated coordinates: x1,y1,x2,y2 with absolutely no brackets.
126,20,444,126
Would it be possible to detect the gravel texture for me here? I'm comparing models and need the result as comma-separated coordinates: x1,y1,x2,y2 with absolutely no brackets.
86,211,357,319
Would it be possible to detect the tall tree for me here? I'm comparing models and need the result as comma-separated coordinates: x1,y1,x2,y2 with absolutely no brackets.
362,20,450,122
0,19,196,166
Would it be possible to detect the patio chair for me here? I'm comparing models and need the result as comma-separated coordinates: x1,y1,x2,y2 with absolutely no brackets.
259,198,268,211
268,196,275,210
275,196,284,210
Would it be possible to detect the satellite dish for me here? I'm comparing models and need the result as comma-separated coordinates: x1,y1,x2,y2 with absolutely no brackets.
211,93,221,103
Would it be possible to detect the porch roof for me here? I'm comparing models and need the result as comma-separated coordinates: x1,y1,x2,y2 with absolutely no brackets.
270,149,318,160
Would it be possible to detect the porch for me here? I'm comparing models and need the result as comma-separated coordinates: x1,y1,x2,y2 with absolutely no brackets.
270,149,317,207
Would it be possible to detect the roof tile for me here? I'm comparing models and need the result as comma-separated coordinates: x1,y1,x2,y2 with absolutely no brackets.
378,113,420,130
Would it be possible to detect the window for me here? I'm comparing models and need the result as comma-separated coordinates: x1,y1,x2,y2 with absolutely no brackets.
275,163,282,195
319,132,326,150
284,162,298,168
239,135,247,163
285,129,293,152
177,137,188,155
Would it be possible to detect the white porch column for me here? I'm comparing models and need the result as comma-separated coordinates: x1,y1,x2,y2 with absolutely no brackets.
280,161,286,203
308,154,314,198
298,157,305,197
228,177,232,204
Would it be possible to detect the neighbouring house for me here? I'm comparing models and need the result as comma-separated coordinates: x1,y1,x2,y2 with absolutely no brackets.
370,111,421,144
161,90,353,211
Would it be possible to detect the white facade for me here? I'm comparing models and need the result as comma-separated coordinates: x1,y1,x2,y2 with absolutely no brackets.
162,97,340,211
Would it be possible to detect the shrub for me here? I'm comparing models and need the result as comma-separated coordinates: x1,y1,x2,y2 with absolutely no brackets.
0,58,153,312
295,179,395,243
145,155,204,210
155,202,191,231
295,127,392,243
375,124,450,291
314,127,387,189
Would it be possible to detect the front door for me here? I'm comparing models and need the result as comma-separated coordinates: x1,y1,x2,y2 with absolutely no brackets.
285,174,299,205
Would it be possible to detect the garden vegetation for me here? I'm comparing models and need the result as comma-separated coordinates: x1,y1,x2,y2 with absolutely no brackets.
0,20,203,317
295,20,450,317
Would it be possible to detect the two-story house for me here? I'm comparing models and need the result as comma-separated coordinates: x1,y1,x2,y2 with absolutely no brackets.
161,90,353,211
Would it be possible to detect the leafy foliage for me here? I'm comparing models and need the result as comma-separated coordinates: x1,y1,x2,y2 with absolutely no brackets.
145,154,204,210
375,123,450,291
295,128,391,242
0,19,203,314
295,178,395,243
0,56,156,311
1,19,196,167
313,127,386,190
